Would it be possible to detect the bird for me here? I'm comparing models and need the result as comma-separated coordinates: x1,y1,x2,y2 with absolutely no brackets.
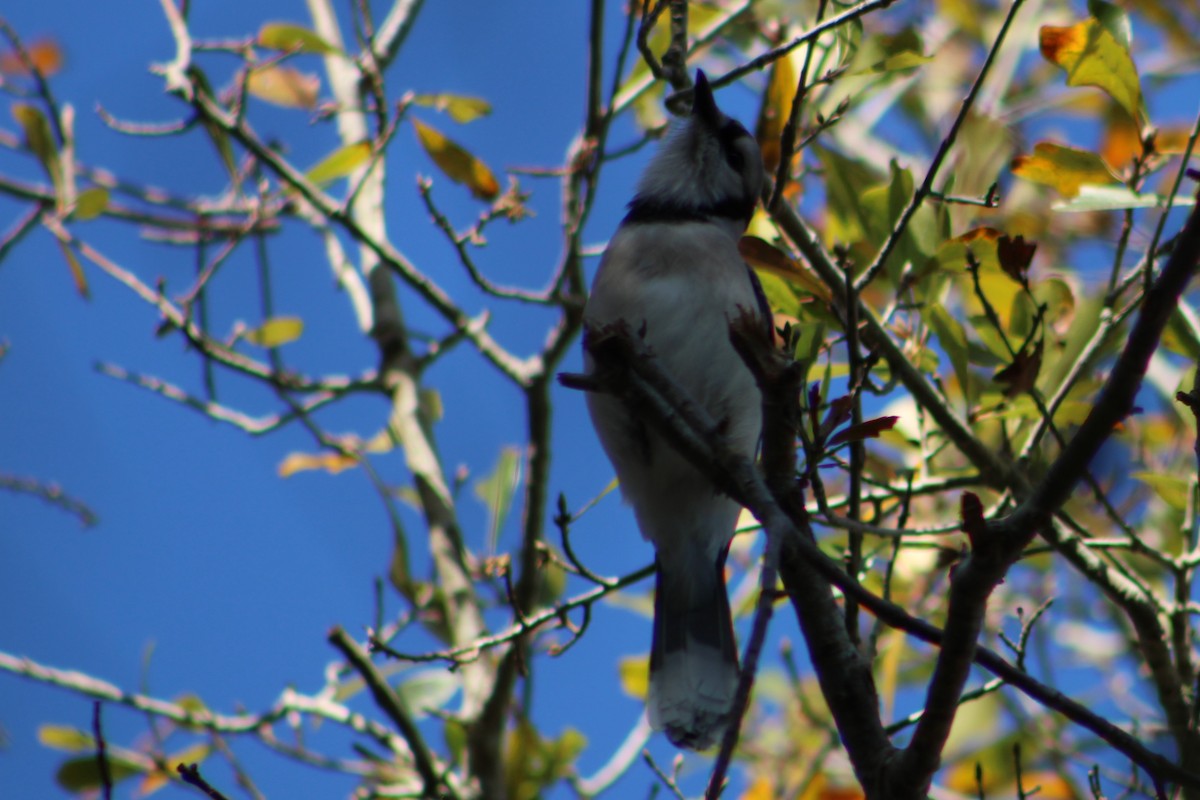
583,70,769,750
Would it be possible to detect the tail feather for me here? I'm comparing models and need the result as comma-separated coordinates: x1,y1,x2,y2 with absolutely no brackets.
647,550,739,750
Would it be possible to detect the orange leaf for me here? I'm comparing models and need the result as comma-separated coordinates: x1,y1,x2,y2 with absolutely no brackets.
278,451,358,477
412,118,500,200
0,38,64,76
1099,104,1142,170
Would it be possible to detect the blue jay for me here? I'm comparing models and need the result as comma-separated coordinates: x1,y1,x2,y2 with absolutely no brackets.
584,71,769,750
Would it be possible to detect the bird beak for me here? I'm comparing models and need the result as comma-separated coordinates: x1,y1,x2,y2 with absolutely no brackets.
691,70,722,127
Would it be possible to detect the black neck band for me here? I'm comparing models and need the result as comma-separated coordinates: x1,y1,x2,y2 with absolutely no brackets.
623,195,753,226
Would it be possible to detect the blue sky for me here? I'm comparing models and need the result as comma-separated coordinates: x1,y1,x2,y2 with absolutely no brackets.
0,1,694,796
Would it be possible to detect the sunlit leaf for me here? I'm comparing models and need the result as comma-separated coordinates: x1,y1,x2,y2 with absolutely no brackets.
1011,142,1119,197
56,239,89,300
305,141,371,187
798,772,867,800
473,445,522,553
140,743,211,796
1133,471,1190,512
1053,184,1196,212
278,450,358,477
617,654,649,700
412,118,500,200
73,187,109,220
247,65,319,109
1033,278,1076,329
257,22,340,55
396,669,460,716
850,28,930,75
1099,103,1142,170
0,38,64,76
244,316,304,347
1039,18,1141,121
412,93,492,123
38,725,94,752
756,51,798,174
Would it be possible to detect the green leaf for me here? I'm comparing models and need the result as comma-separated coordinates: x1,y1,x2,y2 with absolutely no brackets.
305,141,372,187
56,239,89,300
1087,0,1133,49
928,303,972,402
413,118,500,200
257,22,340,55
55,755,144,791
244,316,304,347
12,102,63,197
1040,18,1141,122
38,725,94,752
412,93,492,123
473,445,522,553
812,143,883,249
73,187,109,220
190,69,240,183
1132,471,1190,513
850,28,931,75
1011,142,1119,197
396,669,460,716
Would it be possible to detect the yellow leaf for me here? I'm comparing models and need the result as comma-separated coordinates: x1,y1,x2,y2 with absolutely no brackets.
244,316,303,347
257,22,340,55
73,187,109,220
305,141,371,187
1011,142,1119,197
38,724,93,752
278,450,358,477
412,118,500,200
412,93,492,123
617,655,649,700
56,239,89,299
740,777,775,800
1132,471,1190,512
247,65,319,109
756,51,798,174
799,773,866,800
1039,18,1141,122
140,743,211,796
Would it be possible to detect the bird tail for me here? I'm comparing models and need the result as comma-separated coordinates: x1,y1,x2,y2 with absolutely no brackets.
647,548,740,750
